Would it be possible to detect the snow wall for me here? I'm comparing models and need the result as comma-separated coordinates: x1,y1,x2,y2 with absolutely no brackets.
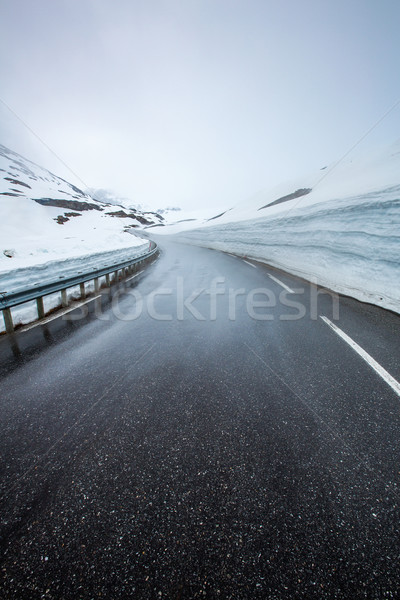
0,243,149,297
173,186,400,314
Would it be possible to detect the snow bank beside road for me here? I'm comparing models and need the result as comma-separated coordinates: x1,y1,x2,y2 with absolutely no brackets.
163,145,400,314
174,187,400,313
0,241,149,296
0,231,149,332
0,190,148,300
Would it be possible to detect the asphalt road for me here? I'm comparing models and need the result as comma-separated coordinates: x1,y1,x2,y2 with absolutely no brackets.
0,239,399,599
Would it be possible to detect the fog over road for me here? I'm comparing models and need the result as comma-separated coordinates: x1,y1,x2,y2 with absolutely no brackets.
0,240,399,599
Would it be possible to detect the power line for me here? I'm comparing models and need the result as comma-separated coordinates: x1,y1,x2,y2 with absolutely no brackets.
0,96,89,189
313,97,400,190
267,97,400,221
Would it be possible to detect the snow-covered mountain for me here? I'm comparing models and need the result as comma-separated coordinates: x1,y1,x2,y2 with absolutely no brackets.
0,143,164,269
85,187,168,223
153,143,400,314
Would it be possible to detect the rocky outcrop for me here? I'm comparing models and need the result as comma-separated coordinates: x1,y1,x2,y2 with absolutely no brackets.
34,198,102,211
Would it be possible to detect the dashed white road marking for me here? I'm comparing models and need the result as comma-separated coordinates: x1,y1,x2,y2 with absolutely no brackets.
268,274,295,294
243,260,257,269
321,316,400,398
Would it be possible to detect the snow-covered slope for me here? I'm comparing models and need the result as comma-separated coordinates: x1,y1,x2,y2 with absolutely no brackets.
0,144,163,272
154,143,400,314
0,145,161,330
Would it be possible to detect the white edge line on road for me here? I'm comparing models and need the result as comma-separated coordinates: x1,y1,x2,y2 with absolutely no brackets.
243,259,257,268
126,270,143,282
320,316,400,398
268,274,295,294
19,295,102,333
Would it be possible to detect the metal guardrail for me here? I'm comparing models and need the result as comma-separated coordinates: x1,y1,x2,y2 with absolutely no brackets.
1,241,158,334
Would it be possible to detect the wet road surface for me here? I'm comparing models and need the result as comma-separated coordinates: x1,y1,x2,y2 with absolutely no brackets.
0,239,399,599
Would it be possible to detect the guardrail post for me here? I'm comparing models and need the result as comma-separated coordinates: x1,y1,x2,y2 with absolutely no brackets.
36,297,45,319
3,308,14,334
1,243,158,334
61,289,68,307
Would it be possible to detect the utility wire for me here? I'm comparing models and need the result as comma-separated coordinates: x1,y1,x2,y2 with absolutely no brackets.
0,96,89,190
275,97,400,221
313,97,400,190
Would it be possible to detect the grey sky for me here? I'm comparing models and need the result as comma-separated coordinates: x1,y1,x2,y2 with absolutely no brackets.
1,0,399,210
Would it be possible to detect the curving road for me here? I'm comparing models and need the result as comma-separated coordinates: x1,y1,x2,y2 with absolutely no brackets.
0,239,399,599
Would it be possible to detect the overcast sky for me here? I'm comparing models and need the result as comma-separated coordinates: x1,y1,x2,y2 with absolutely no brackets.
1,0,399,210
